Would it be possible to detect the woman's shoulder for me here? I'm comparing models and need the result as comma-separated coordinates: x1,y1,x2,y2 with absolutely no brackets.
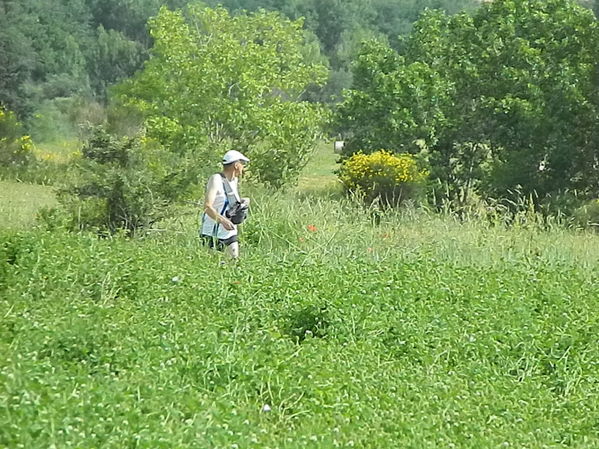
208,173,224,183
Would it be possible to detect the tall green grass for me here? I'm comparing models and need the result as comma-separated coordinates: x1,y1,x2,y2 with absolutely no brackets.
2,142,599,448
2,198,599,447
0,180,56,229
168,187,599,270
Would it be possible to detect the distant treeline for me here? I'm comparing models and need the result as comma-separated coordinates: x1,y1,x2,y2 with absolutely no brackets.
1,0,482,122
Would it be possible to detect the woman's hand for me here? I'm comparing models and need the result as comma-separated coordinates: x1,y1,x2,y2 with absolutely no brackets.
219,215,235,230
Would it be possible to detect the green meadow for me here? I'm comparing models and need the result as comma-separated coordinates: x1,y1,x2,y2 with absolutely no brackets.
2,145,599,448
0,180,56,230
4,1,599,447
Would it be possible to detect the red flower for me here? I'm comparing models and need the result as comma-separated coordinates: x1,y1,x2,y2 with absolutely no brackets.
306,224,317,232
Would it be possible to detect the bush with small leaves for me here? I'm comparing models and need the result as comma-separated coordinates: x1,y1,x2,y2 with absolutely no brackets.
337,150,428,206
573,199,599,231
50,127,185,236
0,107,35,171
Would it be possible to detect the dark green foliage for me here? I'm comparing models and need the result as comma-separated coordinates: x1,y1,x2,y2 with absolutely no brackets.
337,0,599,210
206,0,479,99
0,2,36,114
87,26,147,98
52,127,188,236
573,198,599,230
0,0,151,123
283,305,329,342
1,0,480,127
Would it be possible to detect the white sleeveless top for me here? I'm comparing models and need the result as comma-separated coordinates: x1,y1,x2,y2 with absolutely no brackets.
200,174,239,240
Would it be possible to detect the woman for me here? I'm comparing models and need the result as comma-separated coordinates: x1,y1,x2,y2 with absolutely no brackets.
200,150,250,259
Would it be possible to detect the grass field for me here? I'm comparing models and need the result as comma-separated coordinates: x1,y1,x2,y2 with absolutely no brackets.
2,146,599,448
0,180,56,229
34,139,81,164
296,141,341,195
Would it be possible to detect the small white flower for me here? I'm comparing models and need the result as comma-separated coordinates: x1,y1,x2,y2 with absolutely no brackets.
261,404,271,412
171,276,181,283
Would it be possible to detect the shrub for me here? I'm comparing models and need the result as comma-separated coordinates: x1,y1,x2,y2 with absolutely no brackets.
337,150,428,206
49,127,187,236
0,107,35,170
573,199,599,231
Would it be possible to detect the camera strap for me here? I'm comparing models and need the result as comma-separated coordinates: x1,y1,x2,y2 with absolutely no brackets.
220,173,241,205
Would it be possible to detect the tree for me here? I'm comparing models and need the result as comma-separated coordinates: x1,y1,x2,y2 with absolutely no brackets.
0,1,36,114
85,0,189,45
56,127,178,236
200,0,480,102
87,26,146,98
337,0,599,207
116,4,329,188
334,39,451,155
415,0,599,202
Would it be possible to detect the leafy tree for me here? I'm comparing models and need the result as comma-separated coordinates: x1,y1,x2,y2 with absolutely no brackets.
55,127,179,236
23,0,91,91
337,0,599,207
202,0,480,102
417,0,599,201
85,0,189,44
87,26,146,98
116,4,329,187
372,0,479,50
0,0,155,121
0,1,36,115
1,0,482,125
334,39,451,155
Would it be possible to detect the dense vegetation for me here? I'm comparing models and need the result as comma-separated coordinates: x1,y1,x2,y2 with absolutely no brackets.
116,5,329,187
2,191,599,448
0,0,480,126
335,0,599,212
3,1,599,216
3,1,599,446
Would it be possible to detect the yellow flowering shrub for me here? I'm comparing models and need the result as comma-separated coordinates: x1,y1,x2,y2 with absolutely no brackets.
338,150,428,206
0,107,35,167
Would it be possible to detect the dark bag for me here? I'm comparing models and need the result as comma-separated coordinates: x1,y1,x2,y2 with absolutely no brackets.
226,201,248,224
220,173,248,224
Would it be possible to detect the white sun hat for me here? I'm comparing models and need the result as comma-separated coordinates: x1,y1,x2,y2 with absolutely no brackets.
222,150,250,165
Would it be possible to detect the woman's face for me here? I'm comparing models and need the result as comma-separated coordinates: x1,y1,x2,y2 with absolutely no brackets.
234,161,245,176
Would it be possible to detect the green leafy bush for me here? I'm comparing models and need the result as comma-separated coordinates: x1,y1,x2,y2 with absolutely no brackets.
574,199,599,231
337,150,427,206
47,127,187,236
0,107,35,171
